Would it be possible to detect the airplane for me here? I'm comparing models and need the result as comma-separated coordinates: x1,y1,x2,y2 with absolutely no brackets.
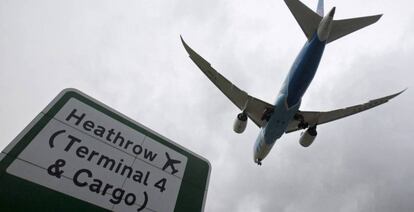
162,152,181,175
181,0,405,165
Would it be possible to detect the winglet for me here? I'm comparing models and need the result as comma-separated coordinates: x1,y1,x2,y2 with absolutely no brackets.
390,88,407,99
180,35,185,47
367,89,406,106
180,35,192,55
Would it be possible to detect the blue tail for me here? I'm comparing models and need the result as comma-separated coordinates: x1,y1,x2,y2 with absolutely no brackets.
317,0,324,16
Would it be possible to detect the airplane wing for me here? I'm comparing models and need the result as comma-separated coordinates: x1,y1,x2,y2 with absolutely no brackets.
286,90,405,133
180,36,273,127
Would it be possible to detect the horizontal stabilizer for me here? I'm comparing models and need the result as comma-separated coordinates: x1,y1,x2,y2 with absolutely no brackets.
284,0,322,40
327,15,382,43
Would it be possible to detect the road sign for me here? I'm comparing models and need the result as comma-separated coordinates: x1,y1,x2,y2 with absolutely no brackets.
0,88,211,212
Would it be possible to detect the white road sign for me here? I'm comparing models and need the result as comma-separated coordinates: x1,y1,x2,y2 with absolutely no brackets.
0,89,210,212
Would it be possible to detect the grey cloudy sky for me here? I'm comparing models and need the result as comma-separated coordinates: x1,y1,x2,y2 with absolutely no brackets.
1,0,414,211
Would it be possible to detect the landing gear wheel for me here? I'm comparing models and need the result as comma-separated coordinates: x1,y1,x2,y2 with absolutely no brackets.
261,108,274,121
298,122,309,129
295,114,308,129
308,125,318,136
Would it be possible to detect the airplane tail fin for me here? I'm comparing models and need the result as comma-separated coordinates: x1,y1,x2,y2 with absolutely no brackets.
284,0,382,43
316,0,324,16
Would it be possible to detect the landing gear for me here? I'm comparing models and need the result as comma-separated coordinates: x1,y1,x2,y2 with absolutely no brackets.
307,125,317,136
257,159,262,166
298,121,309,129
294,114,308,129
261,108,274,121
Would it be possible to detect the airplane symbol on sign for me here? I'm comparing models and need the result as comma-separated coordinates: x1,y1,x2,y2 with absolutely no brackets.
162,152,181,175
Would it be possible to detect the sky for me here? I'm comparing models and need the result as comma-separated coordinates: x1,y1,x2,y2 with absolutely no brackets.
1,0,414,211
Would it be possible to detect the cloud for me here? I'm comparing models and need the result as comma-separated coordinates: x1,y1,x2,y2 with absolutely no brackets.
1,0,414,211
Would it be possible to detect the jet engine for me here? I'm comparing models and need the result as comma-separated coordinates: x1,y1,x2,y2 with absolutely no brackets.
299,126,317,147
233,112,248,134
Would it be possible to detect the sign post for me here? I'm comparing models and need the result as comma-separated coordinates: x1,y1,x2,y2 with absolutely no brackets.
0,88,211,212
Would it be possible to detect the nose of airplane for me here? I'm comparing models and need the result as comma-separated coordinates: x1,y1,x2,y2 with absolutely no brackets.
253,152,260,164
253,146,259,163
253,154,262,165
253,130,271,165
253,132,263,164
